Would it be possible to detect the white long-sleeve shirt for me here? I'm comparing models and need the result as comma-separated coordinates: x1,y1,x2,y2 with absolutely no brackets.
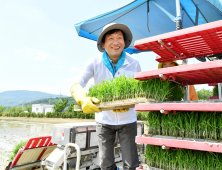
76,53,141,125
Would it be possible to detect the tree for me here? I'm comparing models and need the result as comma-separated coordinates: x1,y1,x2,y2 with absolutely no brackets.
25,105,32,113
54,98,69,112
15,106,24,113
197,89,213,100
66,103,76,112
0,105,6,113
8,107,16,113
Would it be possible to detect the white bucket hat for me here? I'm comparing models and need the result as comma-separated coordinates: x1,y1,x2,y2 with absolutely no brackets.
97,23,133,52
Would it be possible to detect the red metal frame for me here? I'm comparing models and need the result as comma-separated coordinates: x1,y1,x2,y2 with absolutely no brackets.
24,136,52,149
135,102,222,112
10,136,56,168
209,96,219,99
134,60,222,85
136,136,222,153
134,20,222,62
208,83,218,86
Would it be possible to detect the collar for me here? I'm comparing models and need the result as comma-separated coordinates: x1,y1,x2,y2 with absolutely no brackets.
102,51,126,76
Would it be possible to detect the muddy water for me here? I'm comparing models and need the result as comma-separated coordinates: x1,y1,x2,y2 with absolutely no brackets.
0,117,94,170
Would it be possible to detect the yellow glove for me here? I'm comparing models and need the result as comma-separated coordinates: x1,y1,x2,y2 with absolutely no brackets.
70,83,101,113
113,108,130,113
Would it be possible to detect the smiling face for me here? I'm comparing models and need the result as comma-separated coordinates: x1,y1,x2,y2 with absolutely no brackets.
162,61,177,68
102,30,125,61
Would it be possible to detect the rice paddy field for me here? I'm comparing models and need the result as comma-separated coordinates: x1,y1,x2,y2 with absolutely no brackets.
146,145,222,170
89,75,184,102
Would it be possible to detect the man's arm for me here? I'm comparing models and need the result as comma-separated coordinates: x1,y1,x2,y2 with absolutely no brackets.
75,58,94,88
71,58,101,113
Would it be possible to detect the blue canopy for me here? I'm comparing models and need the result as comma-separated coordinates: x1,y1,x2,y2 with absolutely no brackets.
74,0,222,54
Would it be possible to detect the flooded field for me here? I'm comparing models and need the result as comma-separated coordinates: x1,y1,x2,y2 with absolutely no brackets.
0,117,94,170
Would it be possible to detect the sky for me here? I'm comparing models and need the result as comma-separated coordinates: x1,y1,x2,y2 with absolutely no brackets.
0,0,212,97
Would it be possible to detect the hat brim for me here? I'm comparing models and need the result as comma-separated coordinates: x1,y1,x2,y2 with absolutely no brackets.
97,23,132,52
158,61,179,69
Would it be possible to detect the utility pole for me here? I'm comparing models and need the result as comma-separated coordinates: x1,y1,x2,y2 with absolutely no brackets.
60,92,62,101
49,96,51,105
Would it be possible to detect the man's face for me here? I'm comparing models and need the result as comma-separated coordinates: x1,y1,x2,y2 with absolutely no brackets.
102,30,125,59
162,61,177,68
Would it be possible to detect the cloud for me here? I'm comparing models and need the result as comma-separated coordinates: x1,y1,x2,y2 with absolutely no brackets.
71,67,80,72
36,51,49,60
15,47,50,60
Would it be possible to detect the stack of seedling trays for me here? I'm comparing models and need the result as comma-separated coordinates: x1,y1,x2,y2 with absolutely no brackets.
134,20,222,170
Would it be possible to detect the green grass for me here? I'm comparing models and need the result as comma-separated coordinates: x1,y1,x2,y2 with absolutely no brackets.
8,140,28,162
89,75,184,102
146,145,222,170
145,111,222,140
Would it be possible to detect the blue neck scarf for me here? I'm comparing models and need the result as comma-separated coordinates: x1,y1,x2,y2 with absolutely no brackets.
102,51,126,76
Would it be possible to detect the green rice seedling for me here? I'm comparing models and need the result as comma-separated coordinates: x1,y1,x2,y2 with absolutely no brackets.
161,114,167,136
8,140,28,162
88,75,184,102
147,111,160,135
177,112,185,138
209,112,217,140
218,113,222,140
146,145,222,170
146,111,222,141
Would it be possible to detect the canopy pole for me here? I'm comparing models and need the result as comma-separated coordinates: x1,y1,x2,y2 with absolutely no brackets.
175,0,183,30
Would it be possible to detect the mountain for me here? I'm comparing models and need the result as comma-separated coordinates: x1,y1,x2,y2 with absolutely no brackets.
0,90,69,106
24,97,76,106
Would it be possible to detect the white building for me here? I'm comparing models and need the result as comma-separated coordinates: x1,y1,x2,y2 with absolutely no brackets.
32,104,54,114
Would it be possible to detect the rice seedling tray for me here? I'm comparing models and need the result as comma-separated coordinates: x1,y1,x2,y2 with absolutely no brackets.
135,100,222,112
141,164,163,170
145,145,222,170
135,60,222,85
136,135,222,153
77,75,184,112
74,98,157,111
89,76,183,103
146,110,222,140
134,20,222,62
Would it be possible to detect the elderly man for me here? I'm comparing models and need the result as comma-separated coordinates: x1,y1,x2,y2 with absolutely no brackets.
71,23,141,170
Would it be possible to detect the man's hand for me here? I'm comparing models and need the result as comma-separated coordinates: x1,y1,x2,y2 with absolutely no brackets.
70,83,101,113
113,108,130,113
81,97,101,113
